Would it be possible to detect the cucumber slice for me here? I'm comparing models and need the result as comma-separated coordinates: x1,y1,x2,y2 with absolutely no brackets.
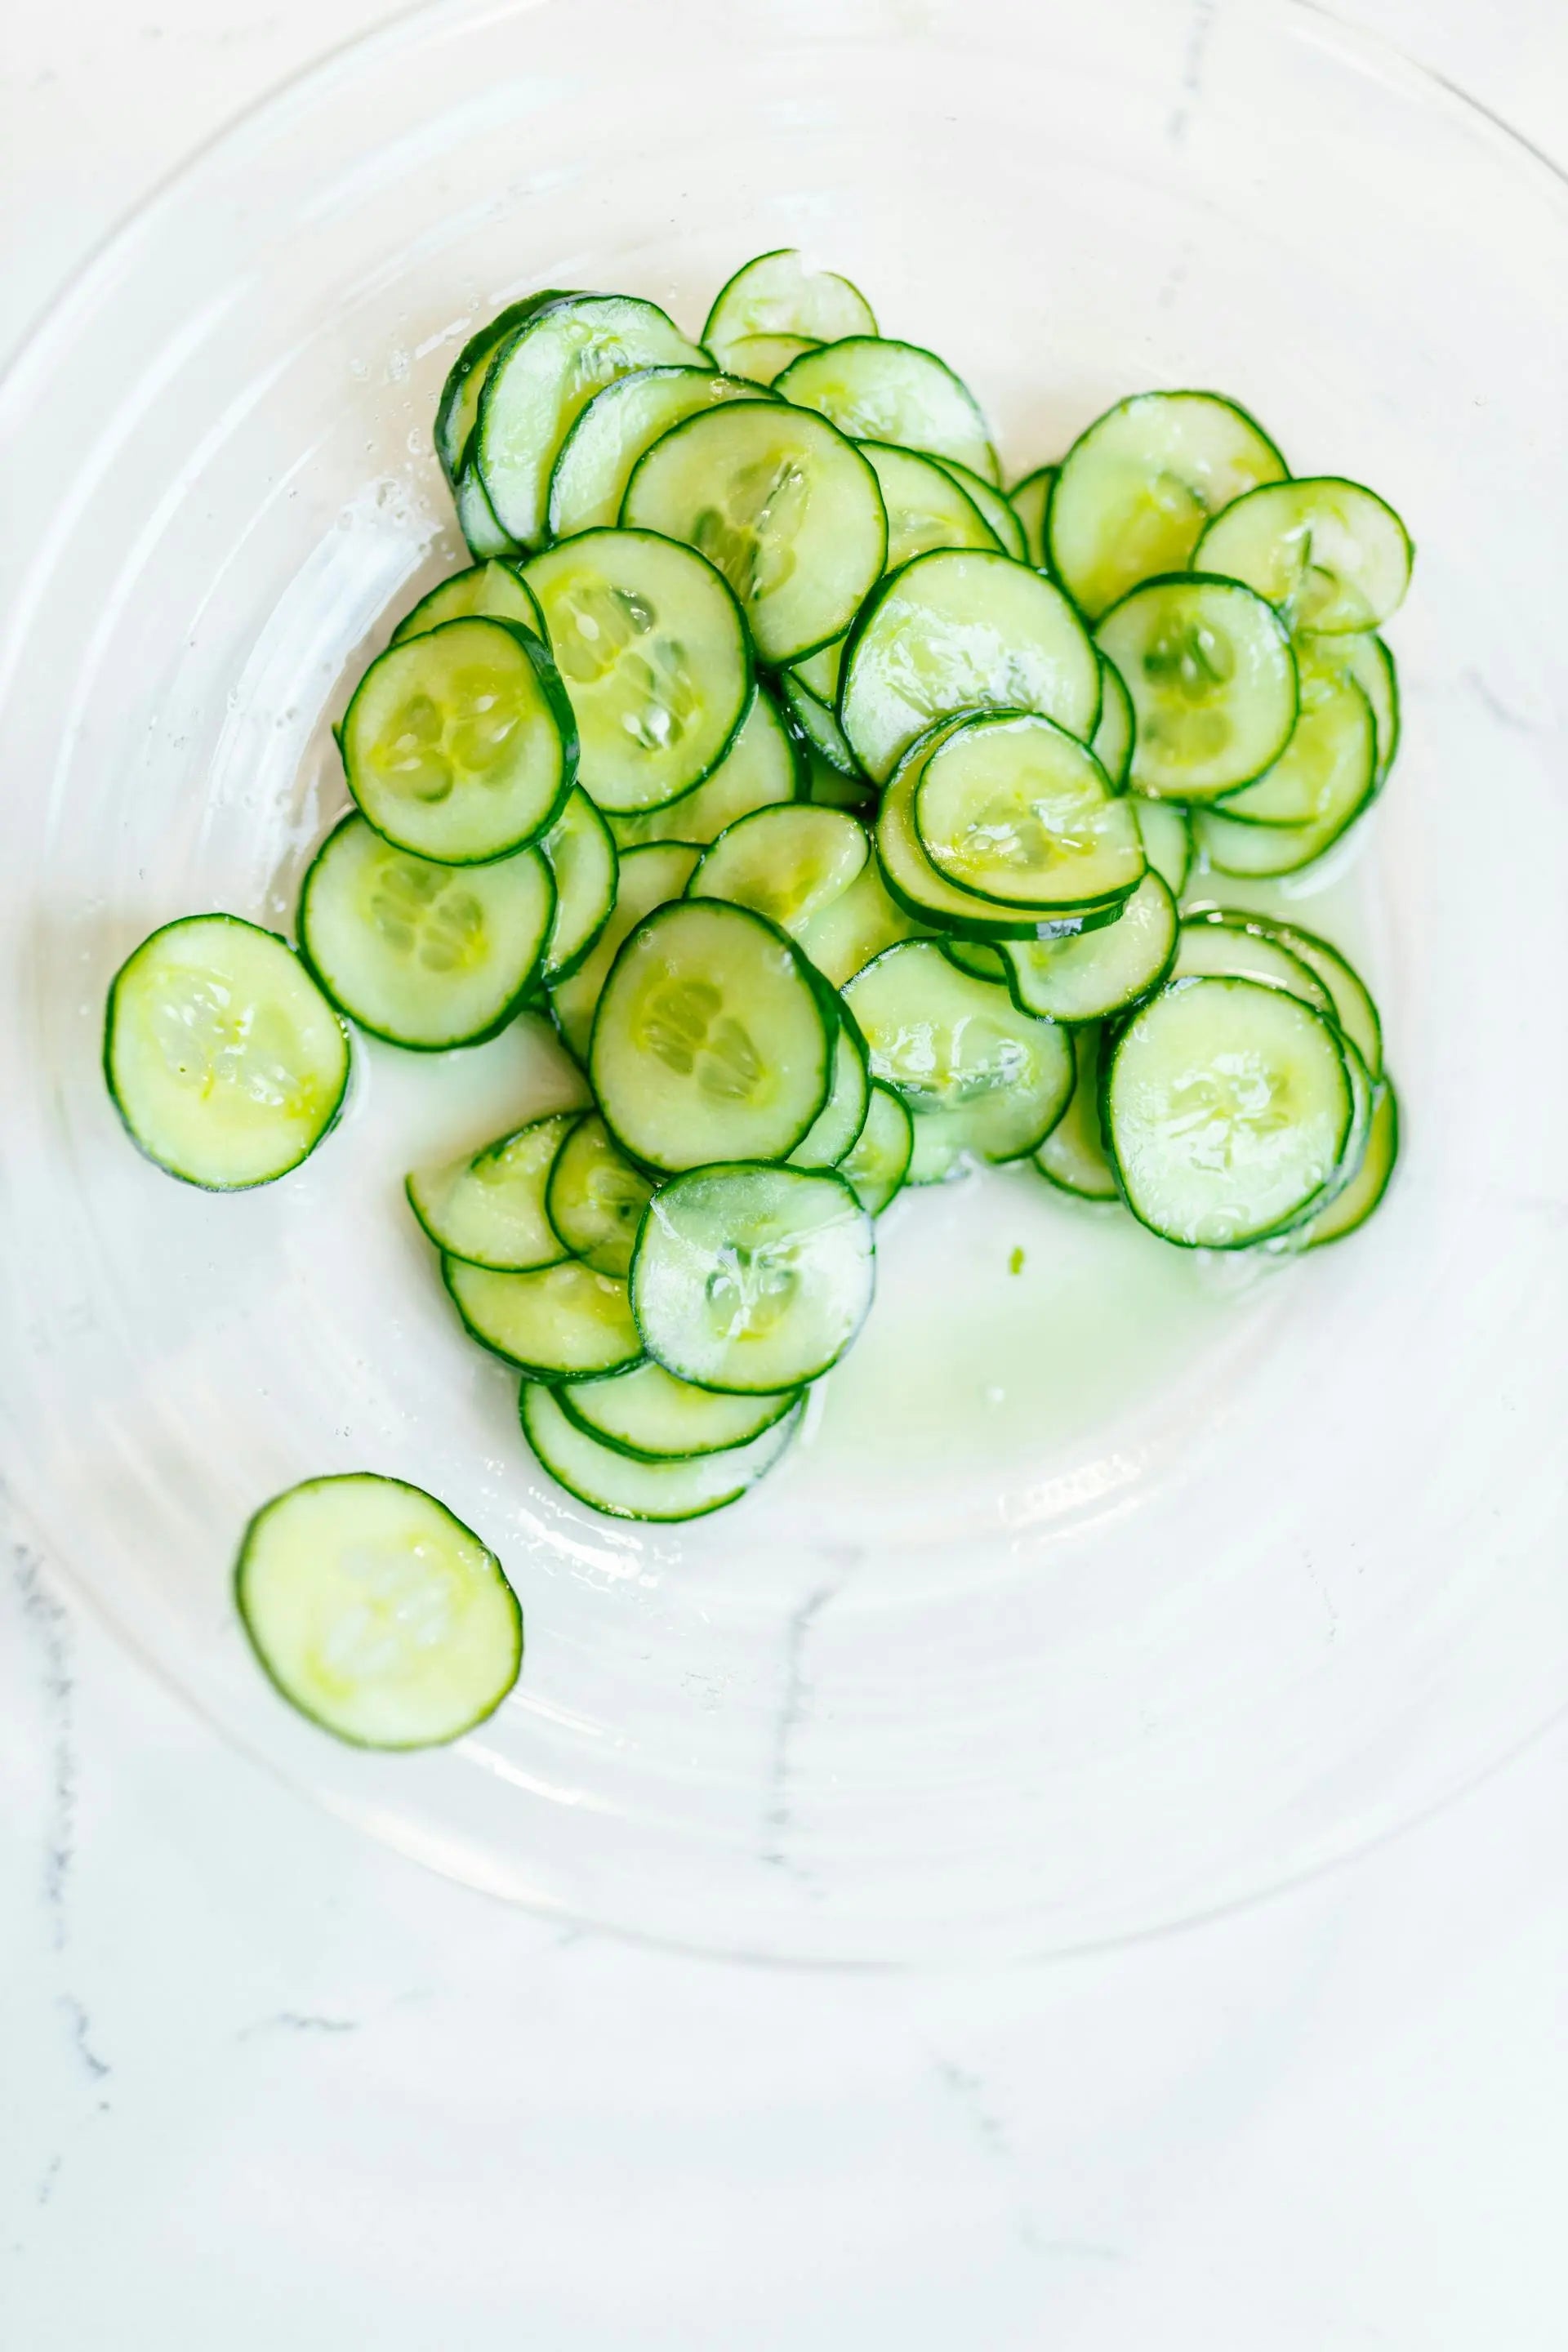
341,617,575,865
537,786,617,985
1194,476,1413,635
453,466,520,560
844,939,1074,1180
434,291,571,483
590,899,834,1172
779,670,864,778
546,365,772,541
789,633,846,706
1170,911,1336,1018
1103,976,1353,1248
235,1474,520,1749
391,560,545,645
1193,684,1378,876
789,1012,871,1169
631,1162,874,1392
777,337,999,483
1047,390,1289,618
476,293,707,549
1243,915,1383,1079
445,1254,644,1379
800,748,876,813
1000,871,1177,1021
559,1360,799,1462
1130,795,1192,896
1213,670,1375,828
911,710,1144,914
862,441,1003,564
544,1111,655,1278
1008,465,1056,569
1035,1025,1119,1201
1091,657,1134,791
940,938,1007,983
719,333,822,385
1096,575,1298,803
548,840,699,1062
105,914,349,1190
622,401,889,665
522,528,751,815
688,803,869,938
933,456,1026,558
406,1111,577,1271
842,548,1101,786
839,1080,915,1214
1297,630,1399,780
521,1379,800,1521
1298,1077,1398,1248
607,685,800,849
299,816,554,1050
796,855,926,987
704,249,877,366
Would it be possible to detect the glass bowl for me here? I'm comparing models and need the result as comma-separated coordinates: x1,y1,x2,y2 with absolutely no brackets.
2,0,1565,1963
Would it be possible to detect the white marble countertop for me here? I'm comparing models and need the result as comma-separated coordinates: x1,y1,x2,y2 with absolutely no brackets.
3,4,1566,2343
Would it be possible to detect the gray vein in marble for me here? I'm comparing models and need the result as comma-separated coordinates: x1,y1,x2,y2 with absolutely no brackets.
1462,666,1543,733
11,1544,77,1952
237,2011,361,2039
760,1550,862,1874
1168,0,1217,149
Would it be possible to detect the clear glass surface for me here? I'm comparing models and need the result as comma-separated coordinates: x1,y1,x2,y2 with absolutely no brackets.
2,0,1564,1962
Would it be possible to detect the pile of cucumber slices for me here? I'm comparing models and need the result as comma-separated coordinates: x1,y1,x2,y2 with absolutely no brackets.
103,249,1410,1744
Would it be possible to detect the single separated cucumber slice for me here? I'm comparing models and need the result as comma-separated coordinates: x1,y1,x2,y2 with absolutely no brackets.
1194,476,1414,635
1008,465,1057,570
608,684,799,849
788,1013,871,1169
391,560,545,645
1092,657,1135,791
445,1255,643,1379
841,548,1100,786
631,1162,874,1392
235,1474,521,1749
1298,1077,1398,1248
1047,390,1289,619
689,804,868,938
933,456,1026,559
537,786,617,985
1096,574,1298,802
523,528,751,814
341,617,575,865
721,334,822,385
559,1360,799,1462
548,840,699,1062
704,248,877,368
911,711,1144,915
476,293,707,549
1000,871,1177,1022
546,365,773,541
795,856,926,988
839,1080,914,1215
1035,1026,1119,1200
590,899,834,1173
844,939,1074,1182
434,290,571,483
545,1111,655,1278
299,816,554,1049
454,466,520,560
1212,670,1375,829
522,1380,800,1521
406,1111,577,1271
1170,911,1335,1018
622,401,888,665
780,670,864,777
105,915,349,1190
1103,976,1352,1248
1131,795,1192,896
777,337,999,483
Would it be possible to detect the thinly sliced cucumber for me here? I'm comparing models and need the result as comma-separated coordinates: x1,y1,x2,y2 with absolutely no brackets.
1103,976,1352,1248
105,915,349,1190
1047,390,1289,618
1092,657,1134,791
777,337,998,483
800,748,875,813
392,561,544,645
546,366,771,541
445,1254,644,1379
559,1359,798,1461
844,939,1074,1181
1008,465,1056,569
688,803,868,938
940,938,1006,983
912,711,1143,914
523,528,751,814
933,456,1026,559
591,899,834,1172
544,1111,655,1278
1131,795,1192,896
839,1080,914,1214
631,1162,874,1392
1035,1025,1119,1200
704,249,877,368
1213,670,1375,828
622,401,888,665
476,293,706,549
537,787,617,985
434,291,570,483
1096,575,1298,802
548,840,699,1062
1193,689,1378,876
299,816,553,1049
796,855,926,987
790,634,846,706
1298,1078,1398,1248
1001,871,1177,1021
789,1013,871,1168
841,548,1101,786
406,1111,576,1271
1241,913,1383,1078
1170,911,1335,1018
341,617,575,865
454,466,519,560
779,670,863,777
861,441,1002,565
607,686,800,849
522,1380,800,1520
235,1474,520,1748
1297,630,1399,780
720,333,822,385
1194,476,1413,635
